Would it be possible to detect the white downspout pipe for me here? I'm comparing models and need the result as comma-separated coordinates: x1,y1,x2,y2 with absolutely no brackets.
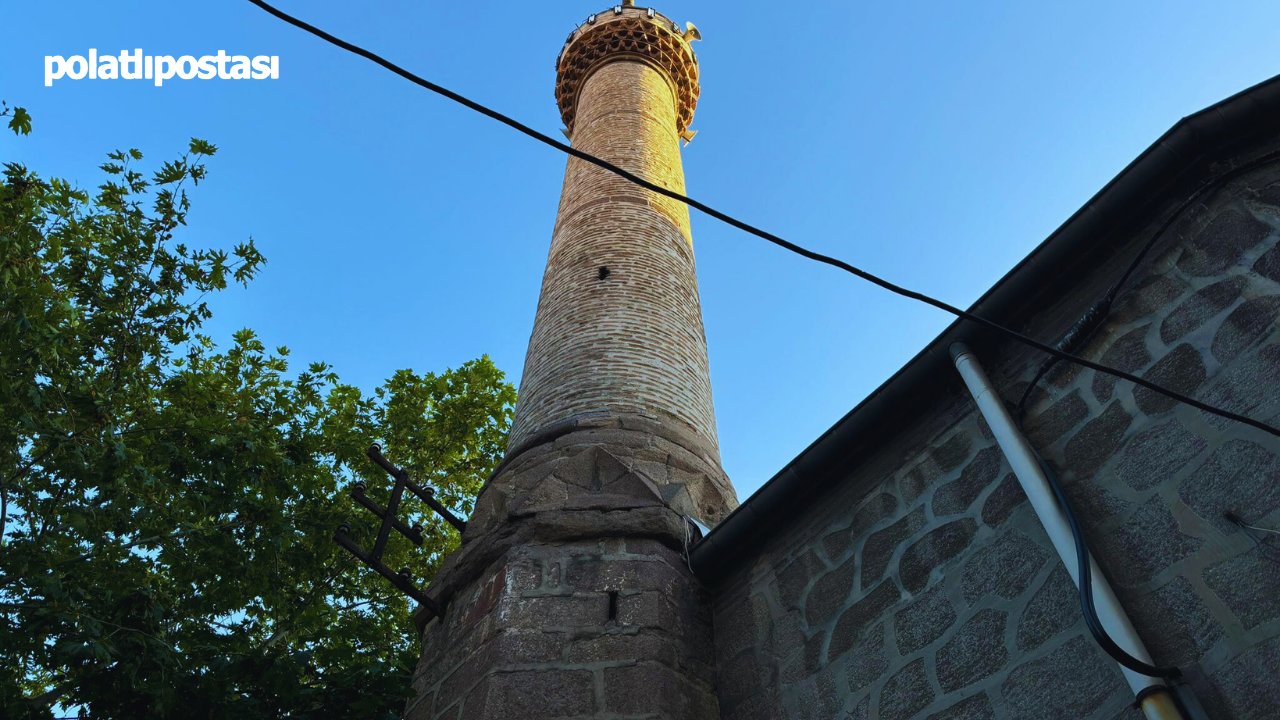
950,343,1182,720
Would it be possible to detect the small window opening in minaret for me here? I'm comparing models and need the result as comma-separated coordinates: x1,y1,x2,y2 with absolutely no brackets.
607,590,619,621
598,266,611,280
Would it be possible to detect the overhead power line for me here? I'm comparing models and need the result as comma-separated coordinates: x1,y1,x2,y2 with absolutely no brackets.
244,0,1280,440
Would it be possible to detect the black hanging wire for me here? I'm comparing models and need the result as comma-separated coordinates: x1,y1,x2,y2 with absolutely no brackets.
243,0,1280,441
1036,458,1181,679
1016,147,1280,419
1009,150,1280,681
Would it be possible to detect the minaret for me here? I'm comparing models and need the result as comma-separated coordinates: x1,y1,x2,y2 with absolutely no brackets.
506,1,733,525
510,0,719,476
407,5,734,719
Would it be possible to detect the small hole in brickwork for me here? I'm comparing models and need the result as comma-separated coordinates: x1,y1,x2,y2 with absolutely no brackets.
598,266,611,280
607,590,619,621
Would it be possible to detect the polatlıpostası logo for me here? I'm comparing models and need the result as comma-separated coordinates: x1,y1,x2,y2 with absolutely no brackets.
46,50,278,87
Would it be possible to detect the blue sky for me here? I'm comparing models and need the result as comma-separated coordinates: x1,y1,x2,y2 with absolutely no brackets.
4,0,1278,501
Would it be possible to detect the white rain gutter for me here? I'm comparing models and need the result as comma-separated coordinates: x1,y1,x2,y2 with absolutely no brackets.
950,343,1183,720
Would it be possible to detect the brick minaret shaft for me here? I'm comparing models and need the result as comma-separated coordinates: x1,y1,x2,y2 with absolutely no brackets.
405,6,734,720
509,9,719,471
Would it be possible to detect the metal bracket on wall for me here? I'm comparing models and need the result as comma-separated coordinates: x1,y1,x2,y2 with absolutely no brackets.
332,444,469,619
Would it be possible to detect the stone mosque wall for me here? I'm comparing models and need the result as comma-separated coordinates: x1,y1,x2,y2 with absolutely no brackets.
711,143,1280,720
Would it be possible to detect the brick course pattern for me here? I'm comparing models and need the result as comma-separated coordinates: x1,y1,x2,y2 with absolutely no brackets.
710,150,1280,719
509,9,721,467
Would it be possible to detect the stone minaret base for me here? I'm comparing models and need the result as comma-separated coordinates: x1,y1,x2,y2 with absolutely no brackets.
404,420,724,720
407,539,716,719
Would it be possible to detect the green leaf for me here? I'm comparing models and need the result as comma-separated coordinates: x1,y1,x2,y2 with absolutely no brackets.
8,106,31,136
189,137,218,156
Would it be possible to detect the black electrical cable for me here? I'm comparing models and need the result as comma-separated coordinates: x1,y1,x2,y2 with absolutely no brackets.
1015,148,1280,419
1013,363,1177,678
1111,151,1280,293
1037,458,1181,679
1015,293,1115,417
243,0,1280,440
1007,151,1280,679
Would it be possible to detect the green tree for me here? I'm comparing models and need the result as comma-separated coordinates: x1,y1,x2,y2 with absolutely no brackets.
0,106,517,719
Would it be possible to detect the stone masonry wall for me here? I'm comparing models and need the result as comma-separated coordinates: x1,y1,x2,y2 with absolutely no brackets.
408,537,718,720
711,148,1280,719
